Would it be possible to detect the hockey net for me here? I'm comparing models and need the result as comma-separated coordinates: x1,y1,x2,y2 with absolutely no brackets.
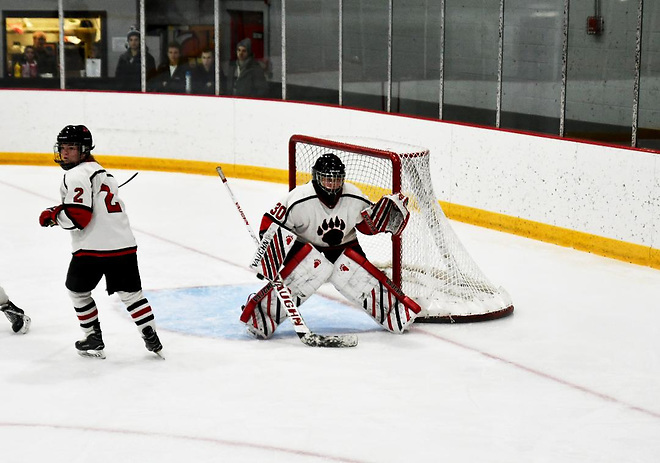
289,134,514,322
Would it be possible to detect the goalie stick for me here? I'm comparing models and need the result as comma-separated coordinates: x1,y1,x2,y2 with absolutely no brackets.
216,166,358,348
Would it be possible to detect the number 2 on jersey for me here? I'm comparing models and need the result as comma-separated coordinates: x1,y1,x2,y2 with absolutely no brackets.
100,183,122,213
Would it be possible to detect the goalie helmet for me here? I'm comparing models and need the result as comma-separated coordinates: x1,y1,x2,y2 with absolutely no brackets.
54,125,94,170
312,153,345,207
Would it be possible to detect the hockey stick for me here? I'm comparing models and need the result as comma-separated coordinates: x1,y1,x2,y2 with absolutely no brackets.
118,172,139,188
216,166,358,348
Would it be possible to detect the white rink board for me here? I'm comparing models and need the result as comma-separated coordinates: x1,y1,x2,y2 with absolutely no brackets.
0,89,658,250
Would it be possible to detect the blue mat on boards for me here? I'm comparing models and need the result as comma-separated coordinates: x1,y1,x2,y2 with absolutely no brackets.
146,284,379,340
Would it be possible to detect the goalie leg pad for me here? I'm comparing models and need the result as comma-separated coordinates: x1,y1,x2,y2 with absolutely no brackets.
279,243,334,301
241,283,291,339
240,243,334,339
329,248,421,333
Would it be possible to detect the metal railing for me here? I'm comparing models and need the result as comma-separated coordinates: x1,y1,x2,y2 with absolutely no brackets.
2,0,657,150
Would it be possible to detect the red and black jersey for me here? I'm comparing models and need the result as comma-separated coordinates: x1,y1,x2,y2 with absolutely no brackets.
56,160,137,257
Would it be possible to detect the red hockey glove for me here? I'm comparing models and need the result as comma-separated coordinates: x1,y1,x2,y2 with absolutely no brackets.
39,206,61,227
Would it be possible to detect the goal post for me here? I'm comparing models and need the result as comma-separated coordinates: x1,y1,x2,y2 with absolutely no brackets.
289,134,514,323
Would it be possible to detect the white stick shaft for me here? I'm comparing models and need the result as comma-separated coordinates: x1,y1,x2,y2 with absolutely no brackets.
216,167,260,244
217,166,311,335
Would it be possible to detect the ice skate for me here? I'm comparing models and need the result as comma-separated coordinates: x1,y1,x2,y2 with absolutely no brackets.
75,329,105,359
1,301,31,334
142,326,164,359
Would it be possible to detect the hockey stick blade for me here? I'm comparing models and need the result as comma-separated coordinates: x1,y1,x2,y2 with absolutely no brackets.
299,332,358,348
259,276,358,348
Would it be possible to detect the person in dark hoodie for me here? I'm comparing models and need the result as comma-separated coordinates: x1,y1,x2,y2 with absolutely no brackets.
114,28,156,91
227,38,268,97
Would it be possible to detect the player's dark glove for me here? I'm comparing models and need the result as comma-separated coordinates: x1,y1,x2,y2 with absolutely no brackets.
39,206,61,227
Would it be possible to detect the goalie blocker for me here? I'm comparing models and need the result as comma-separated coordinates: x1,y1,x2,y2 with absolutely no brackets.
241,229,421,339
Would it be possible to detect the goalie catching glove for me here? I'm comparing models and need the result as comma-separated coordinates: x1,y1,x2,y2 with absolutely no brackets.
360,193,410,236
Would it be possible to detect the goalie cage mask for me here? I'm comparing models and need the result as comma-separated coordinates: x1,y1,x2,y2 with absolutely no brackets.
54,125,95,170
312,152,346,207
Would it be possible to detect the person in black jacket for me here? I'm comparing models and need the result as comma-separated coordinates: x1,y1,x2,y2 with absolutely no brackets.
153,42,190,94
114,29,156,91
192,48,223,95
227,38,268,97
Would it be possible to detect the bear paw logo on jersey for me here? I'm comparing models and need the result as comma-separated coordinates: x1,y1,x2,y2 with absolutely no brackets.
317,216,345,246
313,259,321,268
285,234,294,245
340,264,350,272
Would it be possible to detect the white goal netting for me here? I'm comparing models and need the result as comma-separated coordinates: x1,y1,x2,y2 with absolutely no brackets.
289,134,513,322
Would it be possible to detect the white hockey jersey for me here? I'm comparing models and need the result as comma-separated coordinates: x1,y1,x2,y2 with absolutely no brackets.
269,182,372,249
56,160,137,256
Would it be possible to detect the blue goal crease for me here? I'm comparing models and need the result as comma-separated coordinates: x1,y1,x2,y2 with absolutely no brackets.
145,284,379,340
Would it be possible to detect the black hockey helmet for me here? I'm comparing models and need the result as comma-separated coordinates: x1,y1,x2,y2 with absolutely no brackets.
312,152,345,207
54,125,94,170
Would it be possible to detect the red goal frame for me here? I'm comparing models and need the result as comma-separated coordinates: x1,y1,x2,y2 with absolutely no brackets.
288,134,514,323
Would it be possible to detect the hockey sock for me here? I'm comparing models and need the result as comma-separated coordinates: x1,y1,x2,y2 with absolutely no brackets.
117,290,156,333
0,286,8,306
69,290,99,334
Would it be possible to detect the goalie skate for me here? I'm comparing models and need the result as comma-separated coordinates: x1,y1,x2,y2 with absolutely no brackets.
75,331,106,359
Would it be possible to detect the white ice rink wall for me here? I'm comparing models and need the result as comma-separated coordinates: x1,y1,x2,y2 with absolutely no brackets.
0,89,658,269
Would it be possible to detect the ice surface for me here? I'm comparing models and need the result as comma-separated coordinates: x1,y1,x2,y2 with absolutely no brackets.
1,166,659,463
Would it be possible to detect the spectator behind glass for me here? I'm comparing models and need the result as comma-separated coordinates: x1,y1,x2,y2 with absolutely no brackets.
115,29,156,91
153,42,189,94
192,49,224,95
227,38,268,98
33,31,57,77
90,41,101,59
18,46,39,78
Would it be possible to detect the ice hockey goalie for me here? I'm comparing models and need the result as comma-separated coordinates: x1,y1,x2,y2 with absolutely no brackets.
240,152,421,339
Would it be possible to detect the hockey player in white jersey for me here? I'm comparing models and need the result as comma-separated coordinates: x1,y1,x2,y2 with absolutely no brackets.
0,285,30,334
241,152,421,339
39,125,163,359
